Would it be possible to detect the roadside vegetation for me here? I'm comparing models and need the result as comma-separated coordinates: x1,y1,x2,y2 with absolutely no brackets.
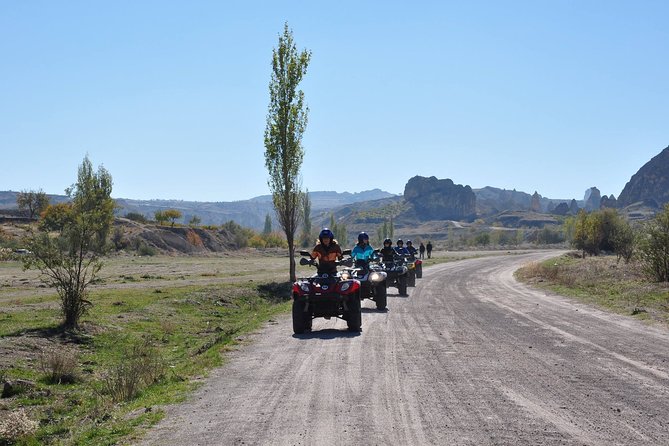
0,155,295,445
516,205,669,326
0,256,292,445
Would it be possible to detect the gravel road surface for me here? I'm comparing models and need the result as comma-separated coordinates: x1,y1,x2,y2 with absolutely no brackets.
138,251,669,445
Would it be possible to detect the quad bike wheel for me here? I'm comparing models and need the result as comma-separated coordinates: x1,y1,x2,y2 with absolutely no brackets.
416,264,423,278
407,270,416,287
375,282,387,310
292,299,309,334
398,275,408,296
346,293,362,332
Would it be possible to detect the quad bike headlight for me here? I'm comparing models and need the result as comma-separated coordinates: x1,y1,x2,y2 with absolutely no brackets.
369,272,386,283
340,282,351,292
300,283,311,292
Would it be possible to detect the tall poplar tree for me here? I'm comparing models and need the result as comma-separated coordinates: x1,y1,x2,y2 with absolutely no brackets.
264,23,311,281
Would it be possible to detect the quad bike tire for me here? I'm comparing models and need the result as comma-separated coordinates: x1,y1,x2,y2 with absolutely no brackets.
407,270,416,287
398,275,408,296
416,264,423,279
375,282,387,310
346,293,362,332
292,299,309,334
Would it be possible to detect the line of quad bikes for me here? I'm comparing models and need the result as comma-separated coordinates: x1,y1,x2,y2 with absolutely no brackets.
291,249,423,334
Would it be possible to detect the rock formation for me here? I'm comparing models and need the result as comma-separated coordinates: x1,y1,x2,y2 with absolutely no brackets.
617,146,669,209
404,176,477,221
569,199,580,214
552,202,570,216
531,192,542,212
584,187,601,212
600,194,617,209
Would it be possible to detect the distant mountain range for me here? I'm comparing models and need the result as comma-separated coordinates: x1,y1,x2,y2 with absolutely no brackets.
2,144,667,230
0,189,396,230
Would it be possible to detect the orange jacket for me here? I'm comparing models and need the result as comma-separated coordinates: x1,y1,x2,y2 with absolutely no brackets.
311,241,342,273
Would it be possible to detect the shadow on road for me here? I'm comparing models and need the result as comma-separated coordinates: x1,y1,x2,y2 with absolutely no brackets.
292,328,361,340
361,307,389,314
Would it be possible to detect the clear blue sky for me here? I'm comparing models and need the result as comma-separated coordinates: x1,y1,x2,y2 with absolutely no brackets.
1,1,667,202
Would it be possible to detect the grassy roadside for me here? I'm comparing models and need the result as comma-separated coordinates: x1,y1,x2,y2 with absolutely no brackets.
515,252,669,326
0,259,291,445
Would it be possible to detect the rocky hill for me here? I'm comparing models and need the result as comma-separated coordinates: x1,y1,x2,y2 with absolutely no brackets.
617,145,669,209
404,176,477,221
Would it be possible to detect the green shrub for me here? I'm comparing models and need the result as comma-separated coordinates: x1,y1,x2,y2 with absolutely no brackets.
571,208,632,257
137,242,157,256
125,212,147,223
99,339,165,403
638,204,669,282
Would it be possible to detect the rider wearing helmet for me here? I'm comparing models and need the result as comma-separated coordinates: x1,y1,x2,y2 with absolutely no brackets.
395,238,409,256
351,232,376,265
310,228,343,274
379,238,396,262
405,240,418,258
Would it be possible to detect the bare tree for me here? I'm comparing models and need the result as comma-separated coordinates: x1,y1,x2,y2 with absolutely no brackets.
264,23,311,282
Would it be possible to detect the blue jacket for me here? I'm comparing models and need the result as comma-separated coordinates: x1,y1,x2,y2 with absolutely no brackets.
351,243,376,262
394,246,409,256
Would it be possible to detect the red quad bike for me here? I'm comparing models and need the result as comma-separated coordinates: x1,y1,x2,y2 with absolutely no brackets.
292,250,362,334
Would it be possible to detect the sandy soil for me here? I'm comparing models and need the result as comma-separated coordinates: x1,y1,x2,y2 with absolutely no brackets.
137,251,669,445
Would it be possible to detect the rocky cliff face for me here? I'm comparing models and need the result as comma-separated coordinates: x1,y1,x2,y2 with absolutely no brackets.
618,146,669,209
600,194,617,209
404,176,477,221
584,187,601,211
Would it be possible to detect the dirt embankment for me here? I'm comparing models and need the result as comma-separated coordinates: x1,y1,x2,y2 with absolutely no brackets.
115,219,237,254
1,218,242,256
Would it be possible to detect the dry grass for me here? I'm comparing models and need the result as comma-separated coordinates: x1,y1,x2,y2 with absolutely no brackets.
38,346,80,384
0,408,40,443
517,253,669,325
98,339,166,403
186,229,204,248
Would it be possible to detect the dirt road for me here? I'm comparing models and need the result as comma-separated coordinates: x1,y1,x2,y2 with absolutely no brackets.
138,251,669,445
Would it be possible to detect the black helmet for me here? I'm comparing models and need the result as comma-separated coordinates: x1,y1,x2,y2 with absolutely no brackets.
357,232,369,243
383,238,392,245
319,228,334,242
396,239,404,245
406,240,413,246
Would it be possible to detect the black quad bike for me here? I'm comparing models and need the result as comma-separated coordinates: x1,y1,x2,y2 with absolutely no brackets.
379,255,409,296
291,250,362,334
341,258,388,310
